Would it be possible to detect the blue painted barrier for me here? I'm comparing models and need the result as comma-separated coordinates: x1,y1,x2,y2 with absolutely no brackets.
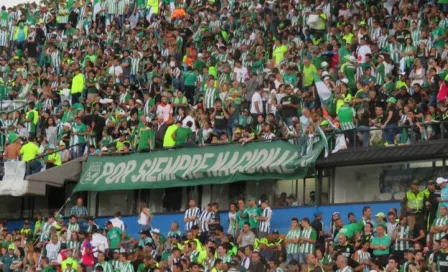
6,202,400,238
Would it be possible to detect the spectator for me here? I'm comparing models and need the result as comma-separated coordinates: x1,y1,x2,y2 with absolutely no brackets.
70,198,88,231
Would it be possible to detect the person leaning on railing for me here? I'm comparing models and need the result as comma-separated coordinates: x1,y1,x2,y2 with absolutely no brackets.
43,144,62,170
19,136,42,175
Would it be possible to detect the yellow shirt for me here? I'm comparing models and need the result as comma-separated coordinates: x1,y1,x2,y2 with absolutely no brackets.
47,152,62,166
61,259,78,271
71,73,85,94
20,142,40,162
163,124,178,148
272,45,288,65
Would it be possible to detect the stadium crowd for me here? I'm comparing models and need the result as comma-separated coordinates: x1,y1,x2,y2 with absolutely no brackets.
0,0,447,172
0,177,447,272
0,0,448,270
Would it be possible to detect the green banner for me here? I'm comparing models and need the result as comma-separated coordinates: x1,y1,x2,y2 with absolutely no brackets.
74,140,324,192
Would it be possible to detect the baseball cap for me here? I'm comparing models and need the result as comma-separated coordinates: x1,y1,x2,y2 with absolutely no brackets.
8,244,15,250
66,258,74,265
437,177,448,185
272,229,279,234
150,229,160,235
375,212,386,218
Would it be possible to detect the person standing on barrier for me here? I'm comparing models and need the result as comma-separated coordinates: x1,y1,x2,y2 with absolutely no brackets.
401,180,426,231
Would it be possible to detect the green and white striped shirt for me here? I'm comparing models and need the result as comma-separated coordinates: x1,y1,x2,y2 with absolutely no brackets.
286,228,301,254
120,262,134,272
130,56,141,75
299,227,317,254
204,87,218,109
117,0,129,15
107,0,118,14
95,261,114,272
68,223,80,232
393,225,411,251
432,216,448,242
66,240,81,252
111,260,122,272
0,29,8,47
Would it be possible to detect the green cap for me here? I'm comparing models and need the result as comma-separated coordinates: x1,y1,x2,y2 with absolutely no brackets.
8,133,19,143
344,96,352,103
248,196,257,201
8,244,15,250
55,214,63,220
386,97,397,104
375,212,386,218
65,258,74,265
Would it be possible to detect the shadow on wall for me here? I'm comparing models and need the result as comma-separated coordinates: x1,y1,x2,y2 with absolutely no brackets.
6,202,401,239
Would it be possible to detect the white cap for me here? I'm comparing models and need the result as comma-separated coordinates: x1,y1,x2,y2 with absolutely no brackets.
169,61,175,67
321,61,329,68
324,76,331,80
101,147,108,151
151,228,161,234
136,99,143,105
322,71,330,77
63,122,71,129
197,53,203,58
341,78,349,84
436,177,448,185
349,56,357,62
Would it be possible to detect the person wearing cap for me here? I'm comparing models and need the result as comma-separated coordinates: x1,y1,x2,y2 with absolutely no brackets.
432,234,448,271
256,200,272,239
110,249,122,272
138,230,153,248
44,144,62,169
381,96,399,145
1,244,16,272
25,102,39,137
4,132,21,161
401,180,427,230
337,95,355,146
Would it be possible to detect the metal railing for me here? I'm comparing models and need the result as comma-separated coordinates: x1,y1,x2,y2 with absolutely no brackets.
324,120,448,151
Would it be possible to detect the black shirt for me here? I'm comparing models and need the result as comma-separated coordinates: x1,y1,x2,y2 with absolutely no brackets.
213,109,228,130
280,95,299,120
387,106,400,124
433,250,448,272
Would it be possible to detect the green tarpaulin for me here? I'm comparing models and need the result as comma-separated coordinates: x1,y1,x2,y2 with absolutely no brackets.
74,140,324,192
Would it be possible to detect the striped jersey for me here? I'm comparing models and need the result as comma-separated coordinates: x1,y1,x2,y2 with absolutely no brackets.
117,0,129,15
130,56,141,75
198,210,212,232
120,261,134,272
393,225,411,251
68,223,80,232
95,262,114,272
285,228,301,254
299,227,317,254
66,240,81,251
51,51,61,68
0,29,8,47
355,249,371,272
259,207,272,233
107,0,118,14
432,216,448,242
184,207,201,231
203,87,218,109
40,222,53,242
110,260,122,272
